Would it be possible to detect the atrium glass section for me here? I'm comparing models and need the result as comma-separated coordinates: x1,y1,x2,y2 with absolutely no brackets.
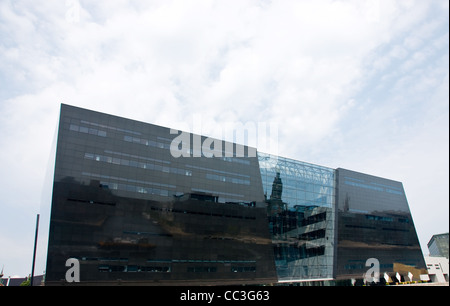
258,153,336,282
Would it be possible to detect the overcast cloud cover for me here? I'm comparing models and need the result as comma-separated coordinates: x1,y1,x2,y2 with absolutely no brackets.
0,0,448,278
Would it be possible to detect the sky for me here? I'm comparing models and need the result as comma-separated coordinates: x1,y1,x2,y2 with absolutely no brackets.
0,0,448,278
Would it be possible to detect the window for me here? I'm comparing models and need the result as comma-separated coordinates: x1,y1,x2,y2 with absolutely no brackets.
299,229,326,241
69,124,79,132
98,265,170,273
231,266,256,273
187,267,217,273
137,187,146,194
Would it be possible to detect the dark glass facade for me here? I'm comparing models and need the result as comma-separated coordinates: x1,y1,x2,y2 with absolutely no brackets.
46,104,276,285
335,168,427,281
45,104,426,285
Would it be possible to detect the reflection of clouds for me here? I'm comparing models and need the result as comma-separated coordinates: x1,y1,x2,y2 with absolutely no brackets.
259,152,335,209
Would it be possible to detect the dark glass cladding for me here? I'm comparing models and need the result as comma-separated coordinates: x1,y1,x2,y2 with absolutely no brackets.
335,168,427,281
46,104,277,285
46,104,427,285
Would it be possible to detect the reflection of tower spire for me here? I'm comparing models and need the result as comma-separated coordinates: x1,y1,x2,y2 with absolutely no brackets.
270,172,283,201
266,171,286,215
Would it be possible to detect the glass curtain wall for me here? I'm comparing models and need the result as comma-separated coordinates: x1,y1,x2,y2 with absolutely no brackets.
258,153,336,282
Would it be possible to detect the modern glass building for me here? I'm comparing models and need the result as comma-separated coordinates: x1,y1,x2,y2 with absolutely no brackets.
428,233,449,259
45,104,426,285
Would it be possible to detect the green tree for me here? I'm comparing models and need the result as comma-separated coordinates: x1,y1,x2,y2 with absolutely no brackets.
20,276,31,286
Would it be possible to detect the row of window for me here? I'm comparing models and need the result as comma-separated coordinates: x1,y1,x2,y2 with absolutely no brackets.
345,176,403,192
365,215,394,222
149,204,257,220
70,124,107,137
273,245,326,260
81,174,249,204
80,257,256,264
100,180,170,197
123,230,173,237
185,164,250,179
80,120,142,136
105,149,251,180
104,149,252,182
85,152,193,177
98,265,170,273
121,122,252,164
187,266,257,273
104,149,170,165
125,135,252,165
82,171,176,189
67,198,116,206
298,229,326,241
206,173,250,185
82,172,175,198
344,180,403,196
85,152,252,186
80,257,128,262
124,135,170,150
345,224,410,232
191,187,245,200
365,215,410,223
97,265,256,273
70,121,252,167
344,263,393,270
149,259,256,264
427,264,442,270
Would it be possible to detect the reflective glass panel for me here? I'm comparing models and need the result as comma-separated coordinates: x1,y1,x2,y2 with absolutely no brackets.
258,152,336,282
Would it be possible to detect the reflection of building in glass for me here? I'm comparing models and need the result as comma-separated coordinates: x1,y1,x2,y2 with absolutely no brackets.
261,155,335,282
45,104,427,285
